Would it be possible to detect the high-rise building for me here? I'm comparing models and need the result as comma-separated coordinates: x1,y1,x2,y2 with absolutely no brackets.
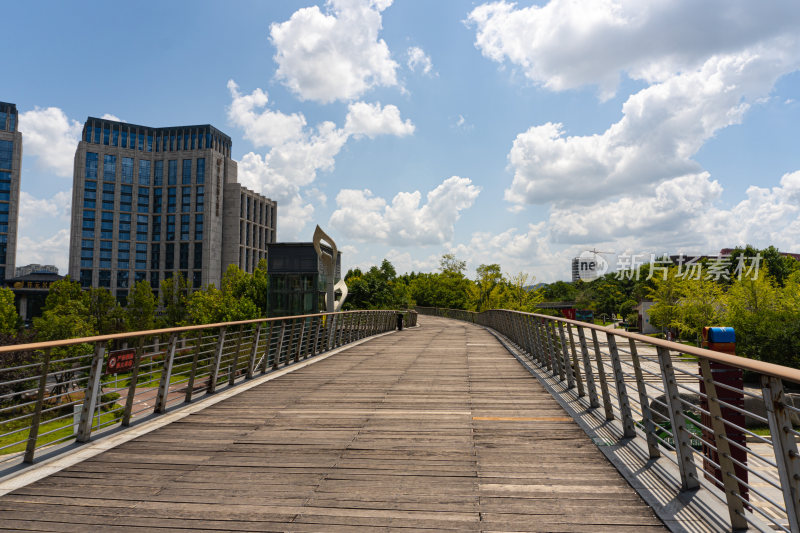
68,116,276,301
0,102,20,282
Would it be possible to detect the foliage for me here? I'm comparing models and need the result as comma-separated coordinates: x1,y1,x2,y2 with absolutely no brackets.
159,274,188,327
0,287,20,335
84,287,125,335
344,259,411,310
125,281,157,332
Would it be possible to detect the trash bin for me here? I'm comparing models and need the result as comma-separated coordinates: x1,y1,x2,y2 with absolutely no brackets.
396,313,404,331
699,326,748,503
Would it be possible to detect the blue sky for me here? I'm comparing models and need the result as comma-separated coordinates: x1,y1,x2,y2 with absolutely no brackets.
5,0,800,282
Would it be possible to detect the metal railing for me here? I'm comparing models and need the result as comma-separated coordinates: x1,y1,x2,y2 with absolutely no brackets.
0,309,416,473
417,306,800,532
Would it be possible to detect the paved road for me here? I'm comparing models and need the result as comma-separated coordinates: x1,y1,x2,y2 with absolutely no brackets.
0,316,665,531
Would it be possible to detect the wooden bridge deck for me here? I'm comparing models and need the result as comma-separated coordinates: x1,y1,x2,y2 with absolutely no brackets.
0,316,665,532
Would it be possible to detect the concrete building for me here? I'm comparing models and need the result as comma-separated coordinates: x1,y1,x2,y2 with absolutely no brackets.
0,102,21,282
15,264,58,277
68,116,276,300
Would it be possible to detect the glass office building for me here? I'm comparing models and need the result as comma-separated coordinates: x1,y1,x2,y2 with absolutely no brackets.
266,243,341,317
0,102,21,282
68,117,277,300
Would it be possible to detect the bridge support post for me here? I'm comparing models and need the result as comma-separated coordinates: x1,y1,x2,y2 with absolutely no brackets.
547,321,564,380
228,326,246,386
275,322,286,368
24,348,52,463
296,319,306,362
576,327,599,408
247,324,263,378
591,329,614,421
607,334,636,438
699,359,746,530
122,338,145,427
762,375,800,532
185,332,202,402
208,326,227,394
154,333,179,414
557,323,576,389
77,342,106,442
536,319,551,371
566,325,585,397
628,339,660,459
657,345,699,490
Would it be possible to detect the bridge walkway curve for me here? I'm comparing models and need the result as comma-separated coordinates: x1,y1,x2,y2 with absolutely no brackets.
0,315,665,532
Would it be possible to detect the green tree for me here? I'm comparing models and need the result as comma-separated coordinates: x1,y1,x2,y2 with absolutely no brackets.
83,287,125,335
647,268,682,335
0,286,20,335
125,281,157,331
674,278,724,343
541,281,578,302
474,264,503,311
159,274,188,327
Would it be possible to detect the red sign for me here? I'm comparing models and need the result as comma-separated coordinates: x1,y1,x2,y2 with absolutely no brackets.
106,349,136,374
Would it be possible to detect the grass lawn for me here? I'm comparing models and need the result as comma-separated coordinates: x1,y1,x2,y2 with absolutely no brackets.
0,408,122,455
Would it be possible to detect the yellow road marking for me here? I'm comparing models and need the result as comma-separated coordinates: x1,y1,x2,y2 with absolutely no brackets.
472,416,573,422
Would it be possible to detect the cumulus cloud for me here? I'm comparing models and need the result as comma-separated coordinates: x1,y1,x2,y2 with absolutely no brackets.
344,101,414,138
407,46,433,75
504,48,800,207
329,176,480,245
18,107,82,177
227,80,307,147
229,81,415,237
16,229,70,273
270,0,399,103
18,190,71,230
468,0,800,98
101,113,124,122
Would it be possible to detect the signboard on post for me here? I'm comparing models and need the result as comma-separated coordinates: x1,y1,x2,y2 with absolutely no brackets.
106,349,136,374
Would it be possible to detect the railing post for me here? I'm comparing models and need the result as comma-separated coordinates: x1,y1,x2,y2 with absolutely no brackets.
296,319,306,362
274,321,286,369
536,319,551,371
311,318,321,357
327,314,336,350
122,338,146,427
566,324,585,397
656,345,699,490
762,375,800,531
247,323,263,378
228,325,245,386
557,322,576,389
77,342,106,442
260,323,274,373
628,339,660,459
547,321,564,380
24,348,52,463
576,328,599,408
185,332,202,403
154,333,179,414
208,326,227,394
591,329,614,421
699,358,745,530
607,333,636,437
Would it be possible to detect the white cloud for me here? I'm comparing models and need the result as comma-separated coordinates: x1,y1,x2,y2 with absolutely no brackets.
270,0,399,103
407,46,433,75
329,176,480,246
468,0,800,98
18,107,82,177
344,101,414,138
227,80,307,147
230,81,416,238
504,48,800,207
16,229,69,273
18,190,71,230
101,113,124,122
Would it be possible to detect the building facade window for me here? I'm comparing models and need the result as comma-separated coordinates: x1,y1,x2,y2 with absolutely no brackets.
138,160,151,186
103,155,116,181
